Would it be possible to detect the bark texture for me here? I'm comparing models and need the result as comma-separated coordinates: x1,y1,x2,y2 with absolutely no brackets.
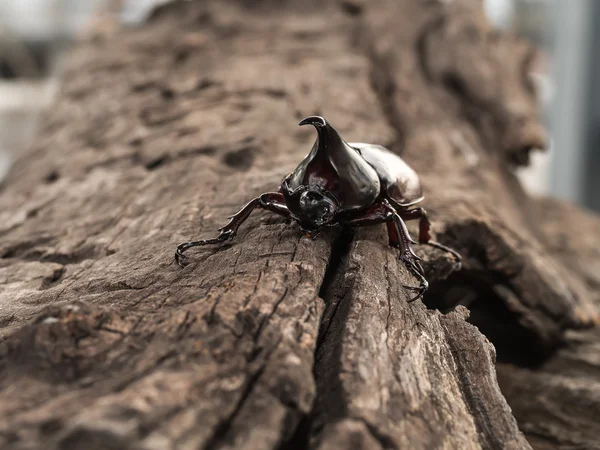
0,1,598,449
498,198,600,450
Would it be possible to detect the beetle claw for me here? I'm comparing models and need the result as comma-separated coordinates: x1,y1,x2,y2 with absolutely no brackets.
401,281,428,302
402,254,424,276
175,253,190,268
407,288,427,303
400,254,429,302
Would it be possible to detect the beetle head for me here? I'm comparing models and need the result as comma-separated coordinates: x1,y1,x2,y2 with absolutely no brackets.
291,187,337,232
296,189,336,231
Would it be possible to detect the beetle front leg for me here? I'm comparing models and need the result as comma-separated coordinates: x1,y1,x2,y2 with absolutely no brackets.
400,207,461,265
175,192,290,267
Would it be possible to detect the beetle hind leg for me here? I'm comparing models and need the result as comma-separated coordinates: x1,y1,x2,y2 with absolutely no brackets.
399,207,461,268
426,240,461,263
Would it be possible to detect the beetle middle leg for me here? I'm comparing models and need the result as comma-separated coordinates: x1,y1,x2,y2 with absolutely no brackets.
386,213,429,302
346,200,428,302
399,207,461,265
175,192,290,267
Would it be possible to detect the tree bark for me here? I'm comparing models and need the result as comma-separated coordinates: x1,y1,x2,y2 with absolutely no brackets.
497,198,600,450
0,1,598,449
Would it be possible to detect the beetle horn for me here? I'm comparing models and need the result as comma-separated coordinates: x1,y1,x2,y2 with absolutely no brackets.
299,115,346,155
293,115,381,209
298,116,327,128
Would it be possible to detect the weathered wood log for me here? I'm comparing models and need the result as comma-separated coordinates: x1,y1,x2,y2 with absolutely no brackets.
498,198,600,450
0,1,598,449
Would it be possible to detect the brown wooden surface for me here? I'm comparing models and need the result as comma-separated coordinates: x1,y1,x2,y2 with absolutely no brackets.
0,1,598,449
497,198,600,450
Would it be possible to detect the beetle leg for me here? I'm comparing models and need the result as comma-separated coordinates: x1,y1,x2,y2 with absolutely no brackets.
399,207,431,243
399,207,461,265
345,200,428,301
400,256,429,303
175,192,290,267
388,211,428,302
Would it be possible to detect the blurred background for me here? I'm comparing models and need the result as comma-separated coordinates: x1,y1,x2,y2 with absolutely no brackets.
0,0,598,212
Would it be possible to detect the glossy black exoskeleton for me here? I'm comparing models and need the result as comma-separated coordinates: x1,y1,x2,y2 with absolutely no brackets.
175,116,460,301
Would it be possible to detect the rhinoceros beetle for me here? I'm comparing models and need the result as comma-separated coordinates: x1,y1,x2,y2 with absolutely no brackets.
175,116,460,301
